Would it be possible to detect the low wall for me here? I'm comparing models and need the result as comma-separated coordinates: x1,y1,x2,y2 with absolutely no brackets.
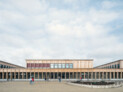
67,82,123,88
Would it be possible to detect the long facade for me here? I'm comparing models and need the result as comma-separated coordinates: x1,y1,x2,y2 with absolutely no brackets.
0,59,123,80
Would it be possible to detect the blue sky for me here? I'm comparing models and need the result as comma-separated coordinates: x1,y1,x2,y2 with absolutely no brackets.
0,0,123,67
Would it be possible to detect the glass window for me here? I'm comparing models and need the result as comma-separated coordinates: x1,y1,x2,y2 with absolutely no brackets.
58,64,62,68
110,65,111,68
62,64,65,68
69,64,73,68
54,64,58,68
1,65,3,68
50,64,54,68
115,64,117,68
118,64,120,68
112,65,114,68
66,64,69,68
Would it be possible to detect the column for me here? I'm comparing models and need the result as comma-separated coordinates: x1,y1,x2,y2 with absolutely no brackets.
42,72,43,79
10,72,12,80
102,72,104,79
65,72,66,79
88,72,89,79
113,72,115,79
117,72,118,79
14,72,16,79
18,72,20,79
80,72,81,79
120,72,122,79
57,72,58,79
106,72,107,79
45,72,47,78
34,72,35,79
2,72,4,79
84,72,85,79
26,72,28,79
6,72,8,79
95,72,96,79
61,72,62,79
53,72,55,79
73,72,74,79
91,72,93,79
110,72,111,79
38,72,39,79
22,72,24,79
99,72,100,79
69,72,70,79
76,72,78,79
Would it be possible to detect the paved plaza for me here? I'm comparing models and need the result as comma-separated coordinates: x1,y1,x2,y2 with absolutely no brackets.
0,81,123,92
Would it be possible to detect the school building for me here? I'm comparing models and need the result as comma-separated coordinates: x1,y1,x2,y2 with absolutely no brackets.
0,59,123,81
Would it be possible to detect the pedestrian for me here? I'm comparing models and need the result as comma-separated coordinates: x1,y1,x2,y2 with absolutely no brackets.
30,77,32,84
58,76,61,82
32,77,34,84
45,77,46,81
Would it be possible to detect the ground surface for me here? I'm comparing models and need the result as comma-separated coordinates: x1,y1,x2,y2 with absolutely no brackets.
0,81,123,92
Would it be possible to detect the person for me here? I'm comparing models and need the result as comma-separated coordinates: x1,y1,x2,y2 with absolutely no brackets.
80,76,82,81
59,77,61,82
30,77,32,84
32,77,34,84
44,77,46,81
58,76,61,82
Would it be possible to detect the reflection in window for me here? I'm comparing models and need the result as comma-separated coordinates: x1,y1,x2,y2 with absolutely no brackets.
66,64,69,68
69,64,73,68
50,64,54,68
58,64,62,68
62,64,65,68
54,64,58,68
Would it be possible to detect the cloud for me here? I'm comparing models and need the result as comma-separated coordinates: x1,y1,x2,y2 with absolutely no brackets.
0,0,123,67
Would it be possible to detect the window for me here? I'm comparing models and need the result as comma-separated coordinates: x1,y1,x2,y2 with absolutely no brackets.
118,64,120,68
69,64,73,68
66,64,69,68
50,64,54,68
58,64,62,68
112,65,115,68
115,64,117,68
54,64,58,68
62,64,65,68
110,65,111,68
1,65,3,68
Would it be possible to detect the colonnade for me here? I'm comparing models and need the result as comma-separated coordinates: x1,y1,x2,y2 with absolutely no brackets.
0,72,123,80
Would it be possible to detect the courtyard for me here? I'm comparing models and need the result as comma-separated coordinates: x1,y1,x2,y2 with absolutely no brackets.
0,81,123,92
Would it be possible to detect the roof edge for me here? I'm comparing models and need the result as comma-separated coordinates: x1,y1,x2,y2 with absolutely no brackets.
26,59,93,61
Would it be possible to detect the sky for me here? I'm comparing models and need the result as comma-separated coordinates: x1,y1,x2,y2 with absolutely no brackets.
0,0,123,67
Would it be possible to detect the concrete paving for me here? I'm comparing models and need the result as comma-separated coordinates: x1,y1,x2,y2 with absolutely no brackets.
0,81,123,92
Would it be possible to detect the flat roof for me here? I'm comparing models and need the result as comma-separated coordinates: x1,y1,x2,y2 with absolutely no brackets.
26,59,93,61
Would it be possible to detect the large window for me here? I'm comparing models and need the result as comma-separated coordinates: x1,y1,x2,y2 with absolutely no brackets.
54,64,58,68
66,64,69,68
69,64,73,68
62,64,65,68
50,64,54,68
58,64,62,68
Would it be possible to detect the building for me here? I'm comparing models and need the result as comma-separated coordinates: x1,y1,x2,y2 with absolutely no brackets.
94,60,123,69
0,59,123,81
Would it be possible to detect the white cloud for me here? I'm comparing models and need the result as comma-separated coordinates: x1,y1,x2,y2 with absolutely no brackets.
0,0,123,67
